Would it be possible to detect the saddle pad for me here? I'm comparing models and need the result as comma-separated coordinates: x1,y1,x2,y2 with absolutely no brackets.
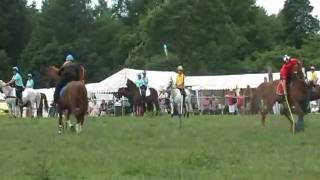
60,86,68,97
276,82,284,96
139,88,151,96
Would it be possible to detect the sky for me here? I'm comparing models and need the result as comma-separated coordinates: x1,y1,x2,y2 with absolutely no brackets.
27,0,320,19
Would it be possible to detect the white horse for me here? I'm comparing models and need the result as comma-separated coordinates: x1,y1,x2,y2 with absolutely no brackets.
0,80,42,118
167,79,192,118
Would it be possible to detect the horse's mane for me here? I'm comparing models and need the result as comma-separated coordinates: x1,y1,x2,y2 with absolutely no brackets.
127,79,138,89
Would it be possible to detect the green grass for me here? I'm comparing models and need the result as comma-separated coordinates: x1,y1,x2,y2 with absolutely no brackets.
0,114,320,180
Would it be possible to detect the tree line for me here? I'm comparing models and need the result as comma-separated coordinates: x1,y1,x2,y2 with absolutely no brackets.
0,0,319,88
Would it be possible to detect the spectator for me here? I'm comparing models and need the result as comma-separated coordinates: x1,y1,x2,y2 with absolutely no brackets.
201,97,211,114
227,89,237,115
99,99,107,116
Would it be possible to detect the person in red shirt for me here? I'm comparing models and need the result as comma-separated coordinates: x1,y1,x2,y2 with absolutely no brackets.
280,55,299,95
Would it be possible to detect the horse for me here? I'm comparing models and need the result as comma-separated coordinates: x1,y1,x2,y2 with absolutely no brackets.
250,62,309,133
117,79,160,116
57,81,88,134
167,78,192,118
0,80,43,118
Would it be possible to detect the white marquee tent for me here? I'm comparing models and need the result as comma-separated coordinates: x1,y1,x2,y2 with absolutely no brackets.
33,68,319,103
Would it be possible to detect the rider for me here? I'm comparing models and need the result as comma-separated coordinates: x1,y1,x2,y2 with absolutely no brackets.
53,54,82,103
310,65,318,85
135,73,143,89
280,55,300,96
141,70,149,99
5,67,24,105
176,65,186,105
26,74,35,89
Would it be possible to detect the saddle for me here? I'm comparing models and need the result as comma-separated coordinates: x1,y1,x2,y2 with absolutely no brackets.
276,81,285,96
59,85,68,97
139,87,150,97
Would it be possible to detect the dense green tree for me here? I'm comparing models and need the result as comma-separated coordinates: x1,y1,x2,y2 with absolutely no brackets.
282,0,320,48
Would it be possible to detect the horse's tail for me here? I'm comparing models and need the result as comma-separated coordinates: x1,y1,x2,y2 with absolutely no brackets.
41,93,49,111
72,82,88,117
250,91,260,114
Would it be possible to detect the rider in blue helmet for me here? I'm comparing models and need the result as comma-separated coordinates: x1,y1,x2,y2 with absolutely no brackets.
63,54,74,67
53,53,84,103
5,67,24,105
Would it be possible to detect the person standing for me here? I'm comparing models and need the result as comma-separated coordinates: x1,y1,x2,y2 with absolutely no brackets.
176,65,186,104
5,67,24,105
26,74,35,89
310,66,318,85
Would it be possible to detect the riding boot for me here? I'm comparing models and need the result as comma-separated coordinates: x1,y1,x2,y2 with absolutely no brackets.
54,78,67,103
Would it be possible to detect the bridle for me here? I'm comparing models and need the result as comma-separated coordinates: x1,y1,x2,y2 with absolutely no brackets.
0,85,16,99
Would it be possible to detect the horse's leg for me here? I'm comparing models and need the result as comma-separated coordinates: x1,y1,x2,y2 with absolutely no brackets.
155,101,160,116
58,110,63,135
260,100,267,127
66,110,72,129
20,105,23,118
75,115,81,135
281,107,294,133
170,101,174,117
293,103,305,132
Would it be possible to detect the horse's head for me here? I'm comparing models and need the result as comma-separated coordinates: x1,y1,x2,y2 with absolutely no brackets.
292,62,305,81
47,66,60,86
0,80,5,88
116,87,129,98
167,77,175,90
126,79,137,89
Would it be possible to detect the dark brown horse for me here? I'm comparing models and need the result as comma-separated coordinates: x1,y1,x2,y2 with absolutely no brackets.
251,63,309,133
117,79,160,116
57,81,88,134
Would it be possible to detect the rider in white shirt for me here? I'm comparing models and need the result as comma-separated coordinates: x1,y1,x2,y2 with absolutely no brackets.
26,74,35,89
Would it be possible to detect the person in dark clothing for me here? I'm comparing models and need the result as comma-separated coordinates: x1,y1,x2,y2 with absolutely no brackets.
53,54,83,103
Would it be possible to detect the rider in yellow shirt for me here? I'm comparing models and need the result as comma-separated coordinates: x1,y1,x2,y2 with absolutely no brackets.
176,65,186,104
310,66,318,85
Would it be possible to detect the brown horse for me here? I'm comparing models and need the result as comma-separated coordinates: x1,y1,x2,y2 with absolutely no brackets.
57,81,88,134
251,63,309,133
117,79,160,116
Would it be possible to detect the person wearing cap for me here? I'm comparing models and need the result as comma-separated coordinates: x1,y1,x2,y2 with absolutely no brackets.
176,65,186,104
142,70,149,87
141,70,149,99
310,65,318,86
5,67,24,105
26,74,35,89
53,54,83,103
280,55,299,96
135,74,143,88
62,54,74,67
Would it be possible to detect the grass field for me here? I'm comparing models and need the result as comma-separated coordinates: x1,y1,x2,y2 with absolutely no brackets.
0,114,320,180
